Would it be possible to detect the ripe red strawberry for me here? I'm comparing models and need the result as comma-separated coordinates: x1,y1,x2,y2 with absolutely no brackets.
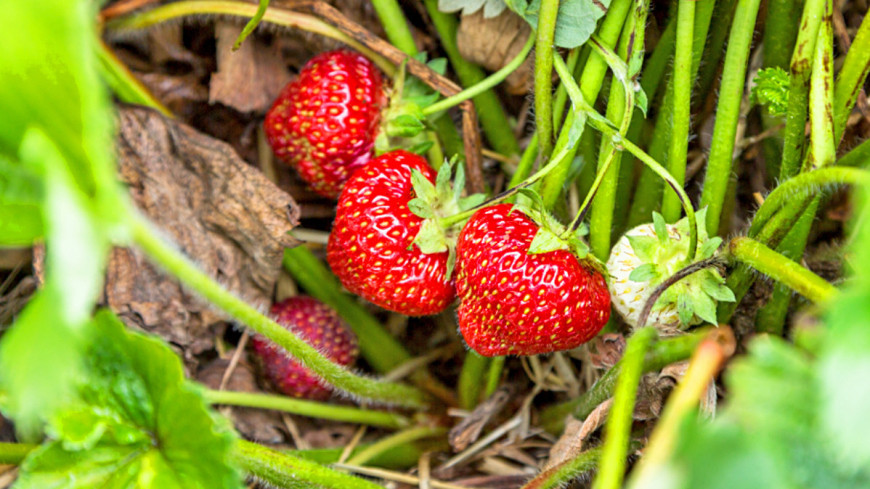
454,204,611,356
251,296,359,400
327,150,482,316
265,49,386,198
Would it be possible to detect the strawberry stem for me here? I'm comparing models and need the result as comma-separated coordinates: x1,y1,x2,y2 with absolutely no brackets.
204,389,411,429
231,0,269,50
521,447,601,489
130,214,429,408
592,327,657,489
553,53,699,263
103,1,396,75
233,440,385,489
422,35,535,117
728,237,838,304
458,351,489,410
345,426,447,466
370,0,418,55
484,356,506,397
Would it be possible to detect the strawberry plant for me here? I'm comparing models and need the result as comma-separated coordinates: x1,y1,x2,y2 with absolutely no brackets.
1,0,870,487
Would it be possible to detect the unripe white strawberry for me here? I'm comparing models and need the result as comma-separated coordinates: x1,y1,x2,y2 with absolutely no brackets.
606,210,734,333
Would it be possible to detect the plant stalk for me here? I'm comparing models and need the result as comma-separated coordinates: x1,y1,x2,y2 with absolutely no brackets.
534,0,561,164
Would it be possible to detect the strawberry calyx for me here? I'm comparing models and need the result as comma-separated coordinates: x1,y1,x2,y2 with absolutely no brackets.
408,160,486,279
375,58,445,156
514,188,594,264
608,208,736,330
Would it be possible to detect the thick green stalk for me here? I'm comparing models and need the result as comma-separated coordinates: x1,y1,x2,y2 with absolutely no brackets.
698,0,763,233
729,237,838,303
754,201,817,334
803,7,835,172
749,167,870,236
130,216,427,408
204,389,410,429
833,11,870,142
592,327,657,489
345,426,447,466
694,0,738,101
534,0,560,164
233,440,385,489
484,356,505,397
539,0,634,208
458,351,489,410
522,448,601,489
370,0,418,54
778,0,828,180
0,442,36,464
763,0,804,69
660,0,696,222
423,0,520,156
104,1,393,73
626,0,716,227
423,35,534,116
540,329,710,434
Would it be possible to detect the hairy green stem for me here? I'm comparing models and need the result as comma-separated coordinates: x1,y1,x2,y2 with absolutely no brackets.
281,247,455,405
534,0,560,164
522,447,601,489
346,426,446,466
423,35,534,116
779,0,828,180
422,0,520,156
763,0,803,70
104,1,393,74
592,327,657,489
729,237,838,303
661,0,696,222
293,439,448,469
540,329,710,434
626,0,715,227
833,11,870,142
694,0,738,104
804,6,835,171
0,442,36,464
233,439,385,489
130,216,427,408
698,0,762,233
232,0,268,50
540,0,634,208
554,53,698,261
458,350,489,410
96,40,171,117
749,167,870,236
204,389,410,429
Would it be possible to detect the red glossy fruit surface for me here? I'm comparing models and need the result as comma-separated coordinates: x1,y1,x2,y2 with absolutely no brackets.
264,49,386,198
251,296,359,400
327,150,455,316
455,204,611,356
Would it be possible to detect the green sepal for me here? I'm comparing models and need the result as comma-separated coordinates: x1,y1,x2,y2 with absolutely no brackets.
529,227,570,254
408,198,434,219
688,287,718,325
435,159,453,196
652,211,668,244
699,236,723,259
629,263,659,282
677,294,693,326
410,168,438,202
627,235,658,263
408,141,435,155
459,194,487,210
700,271,736,302
413,219,449,254
386,114,426,138
634,83,649,116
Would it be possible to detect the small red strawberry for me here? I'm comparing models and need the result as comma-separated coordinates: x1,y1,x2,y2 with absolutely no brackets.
454,204,610,356
265,49,387,198
327,150,483,316
251,296,359,400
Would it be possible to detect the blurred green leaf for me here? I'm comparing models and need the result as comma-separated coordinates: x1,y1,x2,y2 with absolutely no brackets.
0,156,43,246
15,310,243,489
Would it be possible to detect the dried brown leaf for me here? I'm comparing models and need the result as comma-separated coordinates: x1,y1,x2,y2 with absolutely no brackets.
544,399,611,470
456,10,533,95
450,386,513,452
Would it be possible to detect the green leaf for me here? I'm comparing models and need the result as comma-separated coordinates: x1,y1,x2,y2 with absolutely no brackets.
629,263,658,283
635,85,649,116
512,0,613,49
386,114,425,138
16,310,244,489
438,0,508,18
407,141,435,155
413,219,448,254
652,211,668,244
427,58,448,75
752,67,790,118
529,228,569,254
627,235,658,263
688,287,717,325
700,271,736,302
